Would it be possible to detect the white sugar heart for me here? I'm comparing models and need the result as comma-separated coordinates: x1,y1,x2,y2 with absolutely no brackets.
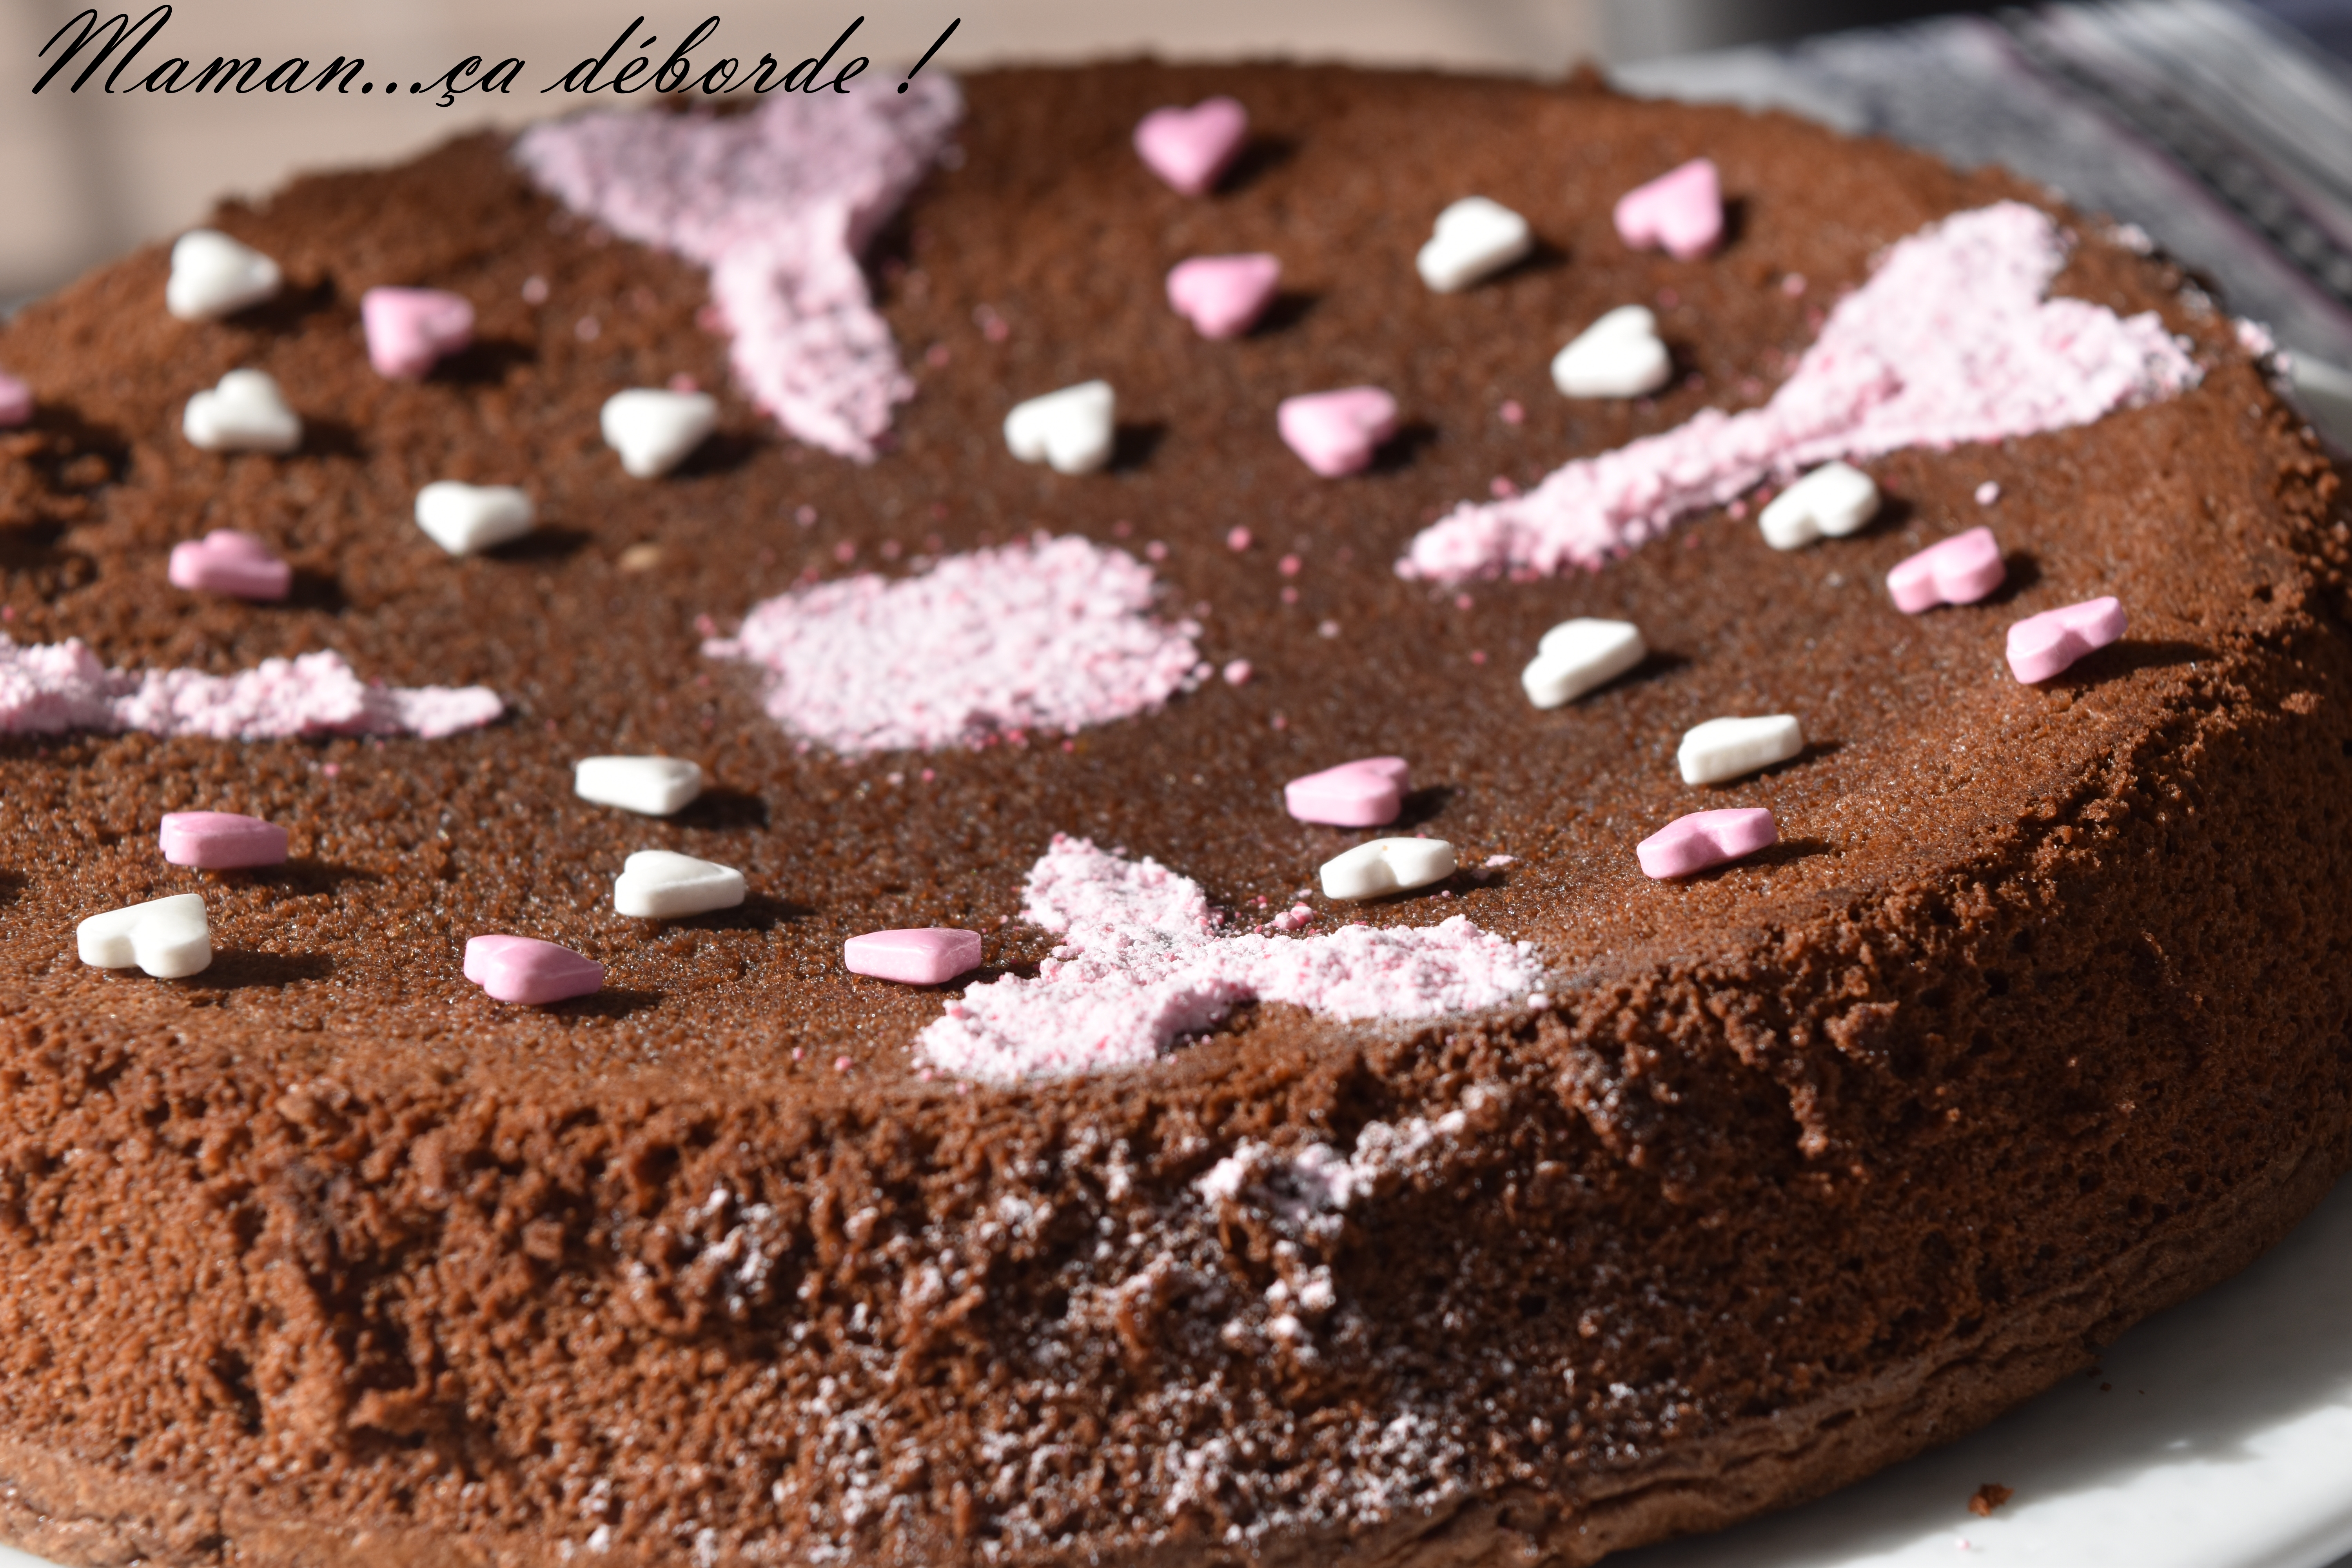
1521,617,1646,708
601,388,718,479
1551,306,1671,399
77,892,211,979
1759,461,1880,550
1004,380,1115,474
575,756,704,816
1678,715,1804,785
415,481,535,555
182,369,301,454
1416,197,1532,294
1319,837,1457,901
613,849,745,918
166,229,281,321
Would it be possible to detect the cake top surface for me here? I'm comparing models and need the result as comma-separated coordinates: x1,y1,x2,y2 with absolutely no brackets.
0,62,2309,1129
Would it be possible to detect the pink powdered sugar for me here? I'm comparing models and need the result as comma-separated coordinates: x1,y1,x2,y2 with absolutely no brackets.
918,836,1545,1083
704,534,1203,755
1397,202,2202,582
513,80,960,463
0,638,501,739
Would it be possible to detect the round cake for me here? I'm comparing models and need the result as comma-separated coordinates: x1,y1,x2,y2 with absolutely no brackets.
0,60,2347,1568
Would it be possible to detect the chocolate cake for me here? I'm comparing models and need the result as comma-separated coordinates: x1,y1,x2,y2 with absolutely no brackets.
0,59,2348,1568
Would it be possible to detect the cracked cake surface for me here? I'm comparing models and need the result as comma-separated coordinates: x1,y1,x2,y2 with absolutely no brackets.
0,60,2347,1568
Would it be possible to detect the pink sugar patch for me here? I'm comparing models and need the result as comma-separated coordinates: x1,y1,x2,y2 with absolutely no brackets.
1397,203,2201,583
0,637,501,740
514,79,959,463
917,836,1546,1083
704,534,1201,755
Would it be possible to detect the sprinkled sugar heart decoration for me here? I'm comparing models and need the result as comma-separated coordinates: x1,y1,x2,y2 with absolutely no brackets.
416,482,535,555
1320,837,1457,901
1284,757,1410,827
0,637,498,740
1398,203,2200,582
1167,254,1281,339
1417,197,1534,293
1614,158,1725,260
1639,808,1777,879
601,390,718,479
165,229,280,321
614,851,746,919
361,287,474,379
704,534,1201,756
78,894,210,979
159,811,286,869
1553,307,1672,399
918,837,1543,1084
1759,461,1881,550
514,78,959,463
1278,387,1398,477
1133,97,1249,195
845,928,983,986
1679,715,1804,785
1888,526,2006,612
1521,618,1646,708
183,370,299,454
1004,381,1115,475
575,756,704,816
168,530,290,600
465,935,603,1005
2008,597,2127,682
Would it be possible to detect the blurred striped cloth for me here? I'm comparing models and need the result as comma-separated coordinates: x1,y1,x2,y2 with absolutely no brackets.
1615,0,2352,446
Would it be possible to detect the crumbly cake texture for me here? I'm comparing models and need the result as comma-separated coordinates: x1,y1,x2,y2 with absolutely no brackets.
0,61,2348,1568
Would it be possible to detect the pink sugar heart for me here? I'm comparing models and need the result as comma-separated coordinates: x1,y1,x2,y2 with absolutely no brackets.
1284,756,1410,827
2007,596,2126,683
1278,387,1399,477
1134,97,1249,196
844,927,984,985
167,529,291,601
362,287,475,379
0,370,31,429
158,810,288,869
1614,158,1724,261
1887,526,2006,613
464,934,604,1005
1167,253,1281,339
1637,806,1778,879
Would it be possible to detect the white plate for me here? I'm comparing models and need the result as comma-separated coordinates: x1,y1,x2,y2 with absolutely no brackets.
1618,1170,2352,1568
